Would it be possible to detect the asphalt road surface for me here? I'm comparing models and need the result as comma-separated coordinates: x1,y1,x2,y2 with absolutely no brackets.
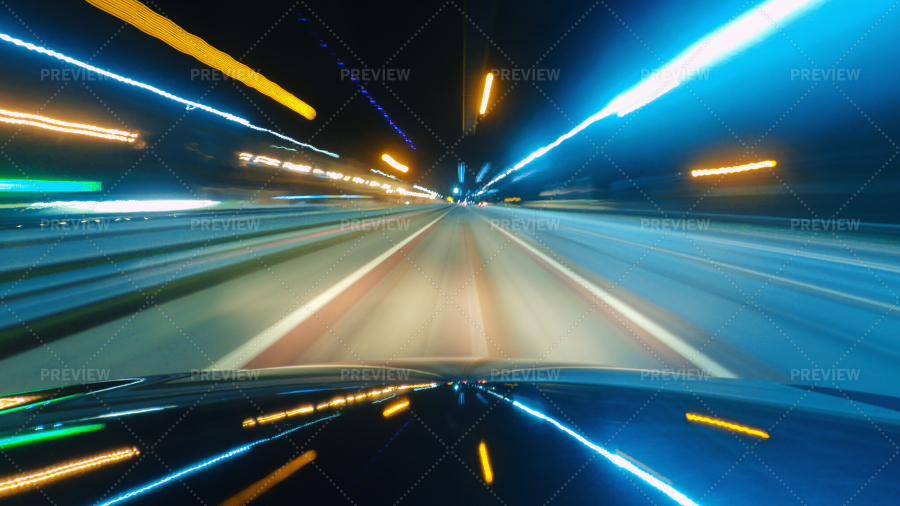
2,204,898,397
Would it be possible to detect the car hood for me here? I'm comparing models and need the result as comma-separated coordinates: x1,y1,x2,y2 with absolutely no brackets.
0,359,897,505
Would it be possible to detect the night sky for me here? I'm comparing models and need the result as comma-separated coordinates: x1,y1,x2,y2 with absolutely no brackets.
0,0,897,214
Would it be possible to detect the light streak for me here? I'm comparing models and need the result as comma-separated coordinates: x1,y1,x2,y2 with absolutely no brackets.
691,160,775,177
0,108,137,142
27,200,218,213
0,447,138,498
396,188,434,199
413,185,440,197
95,407,172,419
0,393,82,417
478,0,821,194
219,451,317,506
85,0,315,120
0,396,41,411
478,387,700,506
100,414,338,506
272,195,369,200
370,169,404,182
253,156,281,167
479,73,494,115
244,384,437,427
382,154,409,173
0,424,105,450
283,162,311,172
685,413,770,438
0,179,101,192
478,441,494,484
0,32,338,157
300,16,415,149
475,163,491,183
382,400,409,417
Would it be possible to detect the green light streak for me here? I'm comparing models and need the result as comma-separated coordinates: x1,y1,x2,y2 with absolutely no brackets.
0,423,105,449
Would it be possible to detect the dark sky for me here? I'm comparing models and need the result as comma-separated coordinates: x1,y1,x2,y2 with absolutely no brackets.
0,0,897,203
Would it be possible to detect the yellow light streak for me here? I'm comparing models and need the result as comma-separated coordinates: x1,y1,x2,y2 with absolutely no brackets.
245,384,438,427
0,109,136,137
0,109,137,142
0,447,138,497
256,413,286,423
685,413,770,439
218,450,316,506
691,160,776,177
85,0,316,120
478,441,493,484
479,73,494,115
285,406,313,416
381,154,409,173
382,400,409,417
0,395,41,410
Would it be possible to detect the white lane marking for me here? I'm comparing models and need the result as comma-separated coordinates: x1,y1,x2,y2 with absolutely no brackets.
487,219,737,379
569,227,900,313
213,211,450,369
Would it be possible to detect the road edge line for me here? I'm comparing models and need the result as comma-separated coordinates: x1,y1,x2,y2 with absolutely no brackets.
485,218,737,379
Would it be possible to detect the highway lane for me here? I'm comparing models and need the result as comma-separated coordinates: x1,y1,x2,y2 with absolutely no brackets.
1,205,899,397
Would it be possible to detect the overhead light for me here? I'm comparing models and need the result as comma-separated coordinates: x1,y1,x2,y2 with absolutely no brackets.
85,0,316,120
381,154,409,172
477,0,822,194
479,73,494,115
0,32,337,156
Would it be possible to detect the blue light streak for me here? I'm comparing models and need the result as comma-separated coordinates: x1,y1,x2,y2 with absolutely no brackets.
477,387,699,506
477,0,823,195
298,16,417,150
0,32,339,158
97,414,339,506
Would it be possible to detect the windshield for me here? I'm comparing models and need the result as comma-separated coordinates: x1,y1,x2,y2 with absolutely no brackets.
1,1,897,400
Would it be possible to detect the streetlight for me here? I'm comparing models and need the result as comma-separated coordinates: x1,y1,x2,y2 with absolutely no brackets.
479,73,494,115
381,154,409,172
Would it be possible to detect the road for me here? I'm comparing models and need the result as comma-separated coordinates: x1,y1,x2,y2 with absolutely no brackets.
2,204,899,397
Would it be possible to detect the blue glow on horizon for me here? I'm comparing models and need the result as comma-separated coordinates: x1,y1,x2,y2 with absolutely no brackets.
477,0,824,195
0,32,339,158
